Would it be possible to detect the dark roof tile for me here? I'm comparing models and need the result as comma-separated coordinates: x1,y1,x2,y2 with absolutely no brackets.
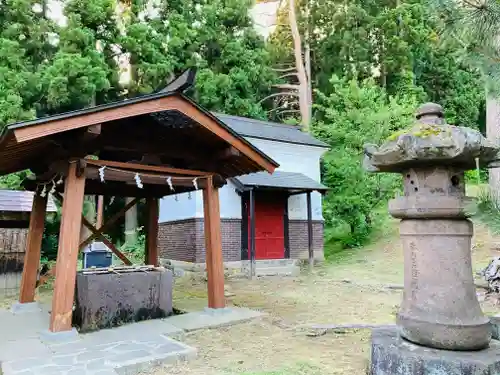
214,113,329,148
234,171,328,192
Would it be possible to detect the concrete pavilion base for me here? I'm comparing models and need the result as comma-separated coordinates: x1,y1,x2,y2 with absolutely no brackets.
371,327,500,375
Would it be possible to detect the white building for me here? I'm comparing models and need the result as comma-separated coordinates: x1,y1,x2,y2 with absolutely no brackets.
158,114,329,263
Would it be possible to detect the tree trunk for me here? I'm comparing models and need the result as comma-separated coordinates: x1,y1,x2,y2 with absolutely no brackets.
124,197,138,244
304,0,313,124
288,0,310,132
487,95,500,193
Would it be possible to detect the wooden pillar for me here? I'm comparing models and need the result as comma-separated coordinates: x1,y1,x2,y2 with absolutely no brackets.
202,178,225,308
19,190,48,303
96,195,104,228
306,191,314,270
145,197,159,266
50,162,86,332
249,189,256,278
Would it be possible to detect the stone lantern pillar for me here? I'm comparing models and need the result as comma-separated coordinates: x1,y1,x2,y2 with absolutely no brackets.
365,103,500,375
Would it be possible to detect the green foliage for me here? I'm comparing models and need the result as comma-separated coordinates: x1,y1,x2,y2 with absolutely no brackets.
120,226,146,265
313,76,415,248
0,170,33,190
41,209,61,261
119,0,277,117
469,188,500,235
432,0,500,96
269,0,484,127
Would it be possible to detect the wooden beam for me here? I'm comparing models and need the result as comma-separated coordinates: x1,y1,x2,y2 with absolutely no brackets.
81,217,132,265
50,162,86,332
85,159,211,177
307,191,314,271
145,198,159,266
202,177,225,308
19,190,48,303
78,197,139,250
13,96,179,143
84,166,211,188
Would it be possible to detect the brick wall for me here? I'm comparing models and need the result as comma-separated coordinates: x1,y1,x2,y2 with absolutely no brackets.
288,220,324,261
159,218,241,263
158,219,199,262
159,218,324,263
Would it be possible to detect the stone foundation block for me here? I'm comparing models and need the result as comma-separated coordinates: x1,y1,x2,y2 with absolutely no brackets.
371,327,500,375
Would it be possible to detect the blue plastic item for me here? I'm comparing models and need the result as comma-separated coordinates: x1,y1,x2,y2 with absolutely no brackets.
82,241,112,269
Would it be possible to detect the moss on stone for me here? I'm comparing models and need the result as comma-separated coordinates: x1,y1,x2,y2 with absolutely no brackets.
387,124,445,141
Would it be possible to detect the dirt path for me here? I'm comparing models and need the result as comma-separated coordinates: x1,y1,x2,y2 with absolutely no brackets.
148,220,500,375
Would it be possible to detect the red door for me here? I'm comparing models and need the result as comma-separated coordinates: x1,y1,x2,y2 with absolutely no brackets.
248,193,286,259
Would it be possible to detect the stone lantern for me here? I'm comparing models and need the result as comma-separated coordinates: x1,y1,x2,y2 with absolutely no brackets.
364,103,500,374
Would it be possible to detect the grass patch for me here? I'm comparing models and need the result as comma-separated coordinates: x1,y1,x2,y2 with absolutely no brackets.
324,206,396,262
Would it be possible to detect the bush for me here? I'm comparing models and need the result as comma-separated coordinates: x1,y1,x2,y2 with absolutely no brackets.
313,75,417,251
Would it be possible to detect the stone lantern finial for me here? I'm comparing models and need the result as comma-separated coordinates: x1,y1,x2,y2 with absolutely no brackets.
415,102,444,124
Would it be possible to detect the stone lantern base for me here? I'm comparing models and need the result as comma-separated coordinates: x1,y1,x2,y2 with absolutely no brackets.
371,327,500,375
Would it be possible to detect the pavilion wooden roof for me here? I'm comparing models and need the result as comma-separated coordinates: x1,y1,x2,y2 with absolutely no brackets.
0,70,279,197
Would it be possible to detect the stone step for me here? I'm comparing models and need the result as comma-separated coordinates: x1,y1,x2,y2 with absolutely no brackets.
254,266,300,277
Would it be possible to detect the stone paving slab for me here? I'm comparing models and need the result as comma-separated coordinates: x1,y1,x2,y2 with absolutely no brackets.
2,334,196,375
164,307,264,331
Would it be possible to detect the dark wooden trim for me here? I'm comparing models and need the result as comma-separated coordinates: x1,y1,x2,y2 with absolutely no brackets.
307,191,313,266
240,192,249,261
284,195,290,259
249,189,256,268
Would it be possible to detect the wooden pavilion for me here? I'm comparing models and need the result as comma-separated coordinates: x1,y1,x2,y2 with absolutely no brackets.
0,70,278,333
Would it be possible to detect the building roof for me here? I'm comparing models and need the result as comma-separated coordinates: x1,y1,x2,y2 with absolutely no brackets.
214,113,329,148
0,69,279,198
0,190,57,213
232,171,328,194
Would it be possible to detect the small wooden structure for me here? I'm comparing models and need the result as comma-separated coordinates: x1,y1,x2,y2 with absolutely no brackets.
0,190,57,296
0,70,278,332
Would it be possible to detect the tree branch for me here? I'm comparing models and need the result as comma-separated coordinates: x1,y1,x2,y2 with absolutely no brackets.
259,91,300,103
273,83,300,90
267,101,299,113
277,109,301,115
272,67,297,72
278,72,298,80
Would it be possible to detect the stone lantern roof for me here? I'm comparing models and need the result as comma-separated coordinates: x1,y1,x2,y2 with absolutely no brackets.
363,102,499,173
